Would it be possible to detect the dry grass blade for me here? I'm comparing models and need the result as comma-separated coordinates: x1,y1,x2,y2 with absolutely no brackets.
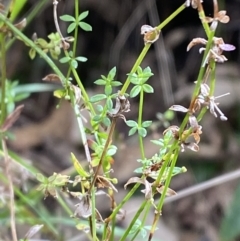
1,105,24,132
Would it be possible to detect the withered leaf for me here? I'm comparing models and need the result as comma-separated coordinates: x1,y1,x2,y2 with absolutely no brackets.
42,74,61,83
156,185,177,196
74,196,92,218
96,176,118,192
14,18,27,30
1,105,24,132
124,177,152,199
24,224,44,240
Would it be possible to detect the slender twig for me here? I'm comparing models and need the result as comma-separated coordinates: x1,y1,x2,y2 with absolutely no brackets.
88,118,117,193
2,139,18,241
138,89,145,159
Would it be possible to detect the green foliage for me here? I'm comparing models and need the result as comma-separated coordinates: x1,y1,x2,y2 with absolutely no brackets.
0,1,236,241
60,11,92,33
129,66,154,98
59,50,87,69
28,32,63,59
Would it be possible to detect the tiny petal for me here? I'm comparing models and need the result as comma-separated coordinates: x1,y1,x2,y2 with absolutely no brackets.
189,115,199,130
220,115,228,121
200,83,210,96
186,142,199,152
169,105,188,112
141,25,154,34
219,44,236,51
187,38,207,52
220,15,230,23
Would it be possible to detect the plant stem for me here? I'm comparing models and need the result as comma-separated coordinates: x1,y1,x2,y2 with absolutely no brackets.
0,35,7,125
148,149,179,241
2,139,18,241
138,89,145,158
105,183,141,223
120,4,186,95
120,44,151,95
73,0,79,58
130,201,152,241
119,200,149,241
156,4,186,31
88,118,117,193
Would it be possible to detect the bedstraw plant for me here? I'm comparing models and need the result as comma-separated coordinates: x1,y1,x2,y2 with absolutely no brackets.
0,0,236,240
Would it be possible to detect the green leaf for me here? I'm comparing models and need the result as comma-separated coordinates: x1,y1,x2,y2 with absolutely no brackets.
125,120,137,127
14,93,30,102
142,120,152,128
136,66,143,75
36,173,45,183
142,84,154,93
67,22,77,33
71,153,90,177
79,22,92,31
129,73,139,85
151,139,164,146
93,115,101,122
75,56,88,62
104,85,112,96
94,79,106,85
106,98,113,110
59,56,71,63
130,85,141,98
140,228,147,238
90,94,107,103
36,38,48,48
29,48,36,59
107,145,117,156
54,89,66,98
71,59,78,69
60,14,75,22
111,81,122,86
164,110,175,121
128,127,137,136
107,67,116,80
143,66,152,74
138,127,147,137
102,117,111,127
78,11,89,21
96,105,103,112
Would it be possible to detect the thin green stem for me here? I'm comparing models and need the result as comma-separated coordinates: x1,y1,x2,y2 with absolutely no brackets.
105,183,141,223
120,4,186,95
0,35,7,125
119,200,149,241
138,89,145,158
179,30,215,134
73,0,79,58
156,4,186,31
91,188,97,241
209,61,216,95
88,118,117,193
120,44,150,95
148,149,179,241
130,201,152,241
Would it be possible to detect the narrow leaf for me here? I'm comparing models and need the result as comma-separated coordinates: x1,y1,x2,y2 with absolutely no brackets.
90,94,107,103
